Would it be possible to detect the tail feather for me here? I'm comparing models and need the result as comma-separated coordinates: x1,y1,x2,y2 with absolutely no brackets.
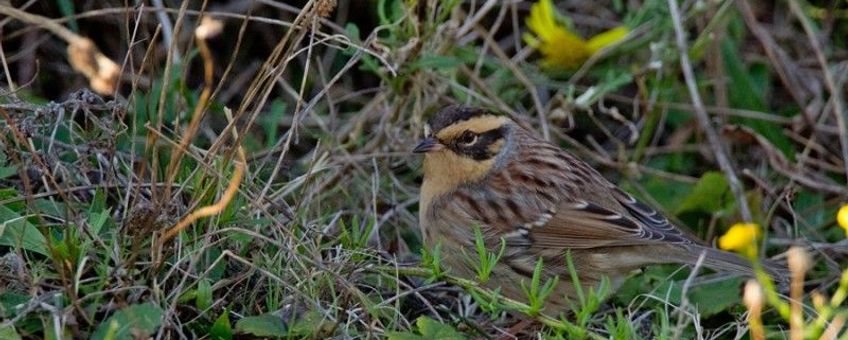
683,245,789,285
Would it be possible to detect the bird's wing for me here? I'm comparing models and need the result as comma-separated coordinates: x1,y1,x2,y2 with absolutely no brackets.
608,187,702,243
518,199,694,250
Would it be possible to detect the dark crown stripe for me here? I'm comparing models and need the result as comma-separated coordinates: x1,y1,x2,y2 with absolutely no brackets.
428,105,490,134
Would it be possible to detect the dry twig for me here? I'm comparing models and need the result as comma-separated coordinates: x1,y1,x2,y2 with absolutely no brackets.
667,0,753,222
0,4,120,94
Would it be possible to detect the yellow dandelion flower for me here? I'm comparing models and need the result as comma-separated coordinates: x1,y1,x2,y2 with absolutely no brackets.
586,26,629,54
837,204,848,237
524,0,629,69
719,223,760,258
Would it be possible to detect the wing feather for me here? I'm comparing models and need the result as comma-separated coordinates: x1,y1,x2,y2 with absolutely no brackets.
529,199,694,250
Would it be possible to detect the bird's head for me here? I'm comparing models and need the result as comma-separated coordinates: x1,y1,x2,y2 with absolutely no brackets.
414,106,514,185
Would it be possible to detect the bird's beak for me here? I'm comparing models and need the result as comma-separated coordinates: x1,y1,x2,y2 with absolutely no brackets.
412,137,444,153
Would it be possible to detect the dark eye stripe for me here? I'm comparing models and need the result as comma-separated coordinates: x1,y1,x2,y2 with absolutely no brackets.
450,127,506,160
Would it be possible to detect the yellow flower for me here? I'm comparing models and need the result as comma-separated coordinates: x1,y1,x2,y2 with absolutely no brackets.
838,204,848,237
524,0,628,69
719,223,761,258
585,27,629,54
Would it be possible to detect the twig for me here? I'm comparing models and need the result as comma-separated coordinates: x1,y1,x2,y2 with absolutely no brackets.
160,16,240,245
471,25,549,140
151,0,179,61
159,146,246,243
0,3,120,94
165,15,219,196
666,0,753,222
0,33,14,92
787,0,848,185
672,251,706,340
735,0,815,128
0,4,82,44
151,0,190,203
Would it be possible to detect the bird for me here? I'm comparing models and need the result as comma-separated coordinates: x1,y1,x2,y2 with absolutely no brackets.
413,105,785,314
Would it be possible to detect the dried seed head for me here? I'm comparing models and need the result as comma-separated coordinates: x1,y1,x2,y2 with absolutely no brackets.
67,38,120,95
195,17,224,40
811,290,825,309
743,279,763,312
787,246,811,275
316,0,337,18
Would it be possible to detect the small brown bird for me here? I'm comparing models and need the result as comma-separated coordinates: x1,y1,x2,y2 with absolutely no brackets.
414,105,784,313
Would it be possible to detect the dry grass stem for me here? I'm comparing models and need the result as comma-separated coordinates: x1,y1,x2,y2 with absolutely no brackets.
666,0,752,222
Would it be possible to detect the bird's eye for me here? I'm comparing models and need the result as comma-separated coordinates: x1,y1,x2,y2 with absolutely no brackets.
458,131,478,145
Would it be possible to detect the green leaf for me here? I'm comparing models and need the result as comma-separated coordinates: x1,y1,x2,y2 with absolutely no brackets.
209,311,233,340
344,23,361,41
421,242,445,281
196,279,213,311
0,166,15,180
574,70,633,108
721,38,793,157
1,292,30,318
654,280,684,306
387,316,465,340
91,303,163,340
42,323,72,340
0,324,21,340
794,191,825,228
416,316,464,339
89,188,107,213
34,198,65,219
675,172,733,215
377,0,404,25
619,269,741,317
688,277,743,317
88,209,111,235
408,55,462,72
55,0,78,32
235,313,286,337
0,205,48,255
288,309,333,336
260,99,287,149
626,175,692,213
614,265,687,305
386,332,426,340
206,247,227,281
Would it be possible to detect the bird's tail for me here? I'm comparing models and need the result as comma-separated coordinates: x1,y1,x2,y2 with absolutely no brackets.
681,245,789,285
